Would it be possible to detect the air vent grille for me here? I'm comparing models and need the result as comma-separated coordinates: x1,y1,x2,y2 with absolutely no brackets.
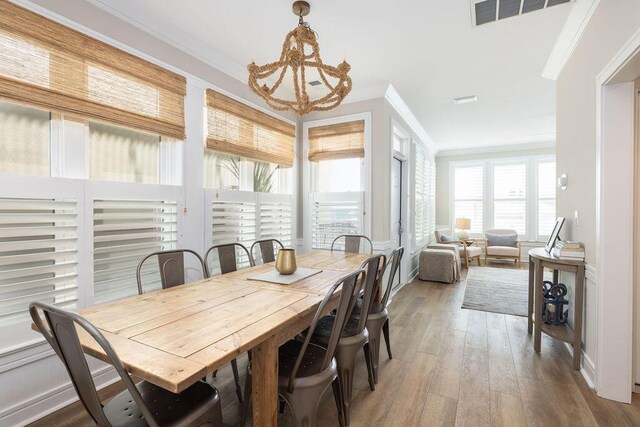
472,0,571,26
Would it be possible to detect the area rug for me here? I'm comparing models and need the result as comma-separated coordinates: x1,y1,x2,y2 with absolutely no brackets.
461,267,549,317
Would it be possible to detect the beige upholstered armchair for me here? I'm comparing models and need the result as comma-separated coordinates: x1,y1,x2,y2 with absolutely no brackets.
484,229,521,267
434,231,481,268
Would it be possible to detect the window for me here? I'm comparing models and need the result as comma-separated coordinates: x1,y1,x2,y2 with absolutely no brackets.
453,165,484,233
315,158,362,193
0,100,50,176
414,142,436,246
451,156,555,240
493,163,526,235
90,121,160,184
537,161,556,237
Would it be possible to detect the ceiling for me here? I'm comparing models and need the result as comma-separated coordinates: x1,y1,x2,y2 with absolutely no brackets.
86,0,572,151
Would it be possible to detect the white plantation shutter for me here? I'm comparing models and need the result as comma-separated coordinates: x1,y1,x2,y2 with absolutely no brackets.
493,163,526,235
537,161,556,238
414,143,436,246
311,192,364,250
207,190,257,270
257,193,293,247
93,197,178,304
0,197,78,325
454,165,484,233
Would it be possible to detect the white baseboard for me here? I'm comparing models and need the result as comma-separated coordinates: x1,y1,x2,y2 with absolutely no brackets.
0,366,118,426
562,342,596,389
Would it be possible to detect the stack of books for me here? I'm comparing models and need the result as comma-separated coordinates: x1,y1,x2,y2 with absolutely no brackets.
552,241,585,261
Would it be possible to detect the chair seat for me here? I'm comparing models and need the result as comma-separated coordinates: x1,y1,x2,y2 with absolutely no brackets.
462,246,482,257
104,380,220,427
278,339,334,380
487,246,519,257
313,314,360,338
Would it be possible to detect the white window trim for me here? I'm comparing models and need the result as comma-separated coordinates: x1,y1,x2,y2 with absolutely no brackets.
302,112,372,251
449,154,556,241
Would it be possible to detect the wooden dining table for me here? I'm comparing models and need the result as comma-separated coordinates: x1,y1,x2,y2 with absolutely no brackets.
54,250,369,426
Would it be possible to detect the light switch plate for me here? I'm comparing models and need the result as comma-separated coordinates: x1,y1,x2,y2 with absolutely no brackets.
574,210,579,227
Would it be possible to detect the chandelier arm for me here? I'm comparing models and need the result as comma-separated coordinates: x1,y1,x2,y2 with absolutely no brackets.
269,65,290,95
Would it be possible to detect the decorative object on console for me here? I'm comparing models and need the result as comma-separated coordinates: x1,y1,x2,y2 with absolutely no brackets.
551,241,585,261
541,281,569,325
454,218,471,240
247,1,352,115
544,217,565,252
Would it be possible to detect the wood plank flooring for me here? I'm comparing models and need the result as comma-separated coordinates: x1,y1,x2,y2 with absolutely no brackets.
30,262,640,426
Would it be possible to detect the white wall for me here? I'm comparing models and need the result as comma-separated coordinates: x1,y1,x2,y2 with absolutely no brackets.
555,0,640,392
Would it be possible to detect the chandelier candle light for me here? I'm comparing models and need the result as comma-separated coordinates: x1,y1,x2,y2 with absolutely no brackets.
247,1,353,115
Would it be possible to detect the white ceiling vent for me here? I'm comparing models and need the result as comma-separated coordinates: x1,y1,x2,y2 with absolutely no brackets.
472,0,572,26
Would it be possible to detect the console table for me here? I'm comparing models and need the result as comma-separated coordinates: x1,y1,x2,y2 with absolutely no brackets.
527,247,585,370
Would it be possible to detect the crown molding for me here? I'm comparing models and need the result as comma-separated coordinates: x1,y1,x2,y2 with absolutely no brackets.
436,140,556,158
383,84,438,156
542,0,602,81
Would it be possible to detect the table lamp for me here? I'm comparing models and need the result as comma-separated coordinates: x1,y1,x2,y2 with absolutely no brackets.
455,218,471,240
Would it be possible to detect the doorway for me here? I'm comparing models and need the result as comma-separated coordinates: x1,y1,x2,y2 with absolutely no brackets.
391,152,408,289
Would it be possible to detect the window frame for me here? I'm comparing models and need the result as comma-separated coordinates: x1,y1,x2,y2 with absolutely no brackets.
302,112,372,251
450,154,556,241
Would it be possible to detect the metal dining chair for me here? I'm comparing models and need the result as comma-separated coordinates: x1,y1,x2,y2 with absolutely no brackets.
310,253,386,426
136,249,207,295
241,268,366,427
30,302,223,427
204,243,255,276
250,239,284,264
363,246,404,384
331,234,373,254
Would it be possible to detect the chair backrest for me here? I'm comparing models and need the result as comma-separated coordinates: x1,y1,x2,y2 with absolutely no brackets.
379,246,404,309
286,268,366,393
136,249,207,295
30,302,159,427
486,229,517,236
330,234,373,254
205,243,254,276
355,253,386,332
250,239,284,264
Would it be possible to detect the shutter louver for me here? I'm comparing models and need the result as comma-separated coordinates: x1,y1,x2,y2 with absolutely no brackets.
308,120,365,161
210,199,257,270
311,193,364,250
93,199,178,304
258,195,292,248
206,90,295,167
454,166,484,233
414,143,436,246
0,197,78,324
537,161,556,237
493,163,527,235
0,0,186,139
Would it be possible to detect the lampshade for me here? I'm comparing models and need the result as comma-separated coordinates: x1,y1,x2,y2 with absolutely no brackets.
455,218,471,230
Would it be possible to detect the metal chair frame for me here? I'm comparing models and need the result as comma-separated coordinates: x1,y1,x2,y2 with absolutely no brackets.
250,239,285,264
330,234,373,254
204,243,255,276
30,302,222,427
136,249,207,295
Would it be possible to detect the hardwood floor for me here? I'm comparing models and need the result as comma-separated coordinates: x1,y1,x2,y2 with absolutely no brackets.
30,262,640,426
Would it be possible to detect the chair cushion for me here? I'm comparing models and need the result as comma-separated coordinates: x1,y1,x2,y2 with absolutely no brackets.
487,246,519,257
278,339,330,379
104,380,220,427
486,233,517,248
465,246,482,257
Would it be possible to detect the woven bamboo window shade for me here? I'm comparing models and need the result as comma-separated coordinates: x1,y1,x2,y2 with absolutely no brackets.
0,0,186,139
206,89,295,167
308,120,365,161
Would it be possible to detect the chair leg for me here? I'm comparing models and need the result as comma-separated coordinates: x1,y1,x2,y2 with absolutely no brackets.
363,343,375,391
382,319,392,360
231,358,243,403
332,378,345,427
366,318,383,384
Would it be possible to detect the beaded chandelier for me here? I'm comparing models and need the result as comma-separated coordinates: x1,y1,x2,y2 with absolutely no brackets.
247,1,352,116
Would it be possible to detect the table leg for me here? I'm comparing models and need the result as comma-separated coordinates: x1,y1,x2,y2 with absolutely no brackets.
573,266,585,370
534,261,544,353
528,256,534,333
553,269,559,285
252,335,278,427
